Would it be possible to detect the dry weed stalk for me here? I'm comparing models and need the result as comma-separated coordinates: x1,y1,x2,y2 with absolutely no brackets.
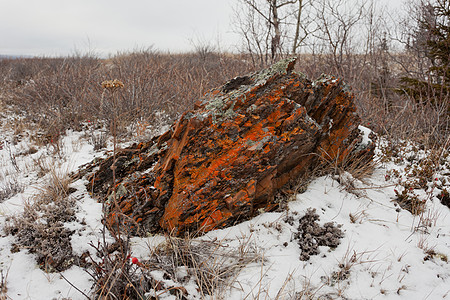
86,234,143,299
100,78,124,209
0,268,9,300
349,208,368,224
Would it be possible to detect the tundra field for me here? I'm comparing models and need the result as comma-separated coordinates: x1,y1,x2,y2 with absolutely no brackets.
0,52,449,299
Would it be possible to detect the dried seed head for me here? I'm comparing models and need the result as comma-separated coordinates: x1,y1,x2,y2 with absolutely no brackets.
101,79,124,90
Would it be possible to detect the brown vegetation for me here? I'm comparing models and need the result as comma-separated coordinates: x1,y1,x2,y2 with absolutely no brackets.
0,49,447,148
0,51,256,145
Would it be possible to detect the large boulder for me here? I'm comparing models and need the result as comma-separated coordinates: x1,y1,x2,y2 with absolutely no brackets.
82,57,374,236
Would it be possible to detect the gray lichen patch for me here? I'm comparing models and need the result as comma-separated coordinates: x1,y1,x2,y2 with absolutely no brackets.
312,74,352,95
246,135,274,152
123,156,140,168
194,57,303,125
107,183,128,204
253,57,298,85
147,143,161,156
203,94,239,124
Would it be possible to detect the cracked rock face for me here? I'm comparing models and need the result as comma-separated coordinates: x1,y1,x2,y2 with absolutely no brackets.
81,57,374,236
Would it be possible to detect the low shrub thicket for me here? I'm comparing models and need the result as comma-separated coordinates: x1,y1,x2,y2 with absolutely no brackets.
1,51,448,148
0,51,255,145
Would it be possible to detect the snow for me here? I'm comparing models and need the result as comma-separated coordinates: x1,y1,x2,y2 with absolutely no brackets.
201,173,449,299
0,119,449,299
358,125,372,149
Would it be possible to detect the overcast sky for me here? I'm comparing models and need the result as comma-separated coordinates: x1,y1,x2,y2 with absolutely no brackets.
1,0,404,57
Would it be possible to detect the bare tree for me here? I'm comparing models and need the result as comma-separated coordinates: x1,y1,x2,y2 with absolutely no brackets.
233,0,312,65
289,0,319,55
234,0,272,66
311,0,369,77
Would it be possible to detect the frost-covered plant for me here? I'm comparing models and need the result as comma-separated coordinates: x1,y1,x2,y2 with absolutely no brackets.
0,177,23,203
4,171,76,272
383,141,450,212
437,188,450,208
294,208,343,261
394,187,426,215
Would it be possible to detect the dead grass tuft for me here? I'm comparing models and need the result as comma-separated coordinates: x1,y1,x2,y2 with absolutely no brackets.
87,233,261,299
152,235,261,297
317,145,377,183
0,268,9,300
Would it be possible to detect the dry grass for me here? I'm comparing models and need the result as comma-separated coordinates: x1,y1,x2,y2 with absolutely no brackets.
357,92,449,148
1,50,448,149
151,235,262,298
4,167,76,272
279,144,378,209
314,146,378,196
87,233,262,299
0,268,9,300
0,51,255,145
0,176,23,203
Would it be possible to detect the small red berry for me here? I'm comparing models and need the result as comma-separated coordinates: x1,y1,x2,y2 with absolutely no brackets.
131,257,139,264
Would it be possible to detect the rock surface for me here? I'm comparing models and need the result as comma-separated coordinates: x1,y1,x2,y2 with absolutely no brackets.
82,57,374,236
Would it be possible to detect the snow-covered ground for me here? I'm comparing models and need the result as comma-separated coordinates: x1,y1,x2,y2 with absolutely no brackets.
0,116,449,299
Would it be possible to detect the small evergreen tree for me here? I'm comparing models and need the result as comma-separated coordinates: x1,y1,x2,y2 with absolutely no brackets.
399,0,450,110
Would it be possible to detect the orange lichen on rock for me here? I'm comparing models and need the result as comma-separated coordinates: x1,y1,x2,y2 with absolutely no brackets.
81,57,375,236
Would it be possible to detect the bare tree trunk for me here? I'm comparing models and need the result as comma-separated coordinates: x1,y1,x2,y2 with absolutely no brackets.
270,0,282,60
292,0,304,54
234,0,309,64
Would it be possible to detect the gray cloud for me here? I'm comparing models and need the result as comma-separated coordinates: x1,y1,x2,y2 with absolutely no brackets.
0,0,403,57
0,0,240,56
